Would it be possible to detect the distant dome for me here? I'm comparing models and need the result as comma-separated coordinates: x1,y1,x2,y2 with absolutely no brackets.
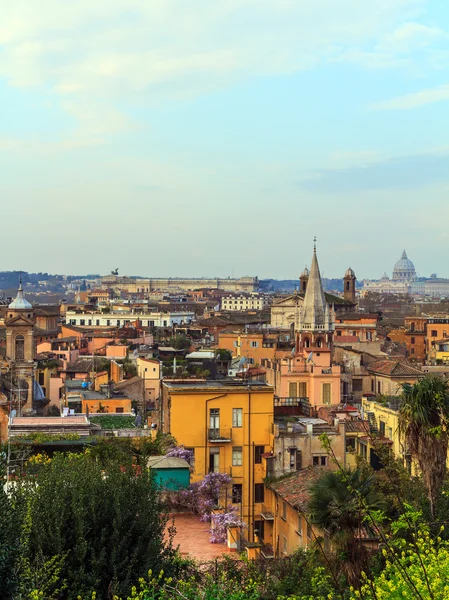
9,283,32,310
392,250,416,281
345,267,355,278
300,266,310,278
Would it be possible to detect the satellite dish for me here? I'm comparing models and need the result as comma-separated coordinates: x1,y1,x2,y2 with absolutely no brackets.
10,409,17,419
238,356,247,368
291,346,296,356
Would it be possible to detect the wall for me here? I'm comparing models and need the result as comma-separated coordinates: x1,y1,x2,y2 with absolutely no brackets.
162,383,274,540
218,332,276,364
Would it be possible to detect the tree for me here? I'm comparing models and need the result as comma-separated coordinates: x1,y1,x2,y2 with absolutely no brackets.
399,375,449,516
169,335,191,351
13,452,175,599
308,468,384,587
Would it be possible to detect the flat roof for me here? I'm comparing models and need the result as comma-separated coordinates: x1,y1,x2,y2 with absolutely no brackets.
164,379,271,390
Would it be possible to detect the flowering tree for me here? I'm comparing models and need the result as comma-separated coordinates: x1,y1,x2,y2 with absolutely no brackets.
166,446,194,464
210,505,245,544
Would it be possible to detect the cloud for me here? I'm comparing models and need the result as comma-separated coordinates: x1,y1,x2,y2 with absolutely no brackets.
370,83,449,110
299,151,449,193
333,20,448,69
0,0,437,146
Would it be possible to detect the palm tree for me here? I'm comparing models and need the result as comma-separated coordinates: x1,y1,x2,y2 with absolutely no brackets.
399,374,449,516
308,469,383,586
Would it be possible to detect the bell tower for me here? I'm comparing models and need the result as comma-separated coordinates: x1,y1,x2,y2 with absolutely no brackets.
343,268,356,303
4,280,36,412
299,266,309,294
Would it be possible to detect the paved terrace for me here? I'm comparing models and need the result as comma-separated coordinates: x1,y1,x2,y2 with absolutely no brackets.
166,513,232,561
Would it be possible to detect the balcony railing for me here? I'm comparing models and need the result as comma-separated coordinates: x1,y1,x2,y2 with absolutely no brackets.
208,428,232,442
274,397,309,407
261,504,274,520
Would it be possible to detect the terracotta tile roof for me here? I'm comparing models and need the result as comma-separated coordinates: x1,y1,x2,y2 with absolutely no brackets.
345,420,370,433
268,468,322,511
367,359,423,378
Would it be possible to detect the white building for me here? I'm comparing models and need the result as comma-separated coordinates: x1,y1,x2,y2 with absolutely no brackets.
221,294,266,311
65,310,194,328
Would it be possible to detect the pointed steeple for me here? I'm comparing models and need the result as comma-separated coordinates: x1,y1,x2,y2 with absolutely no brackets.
298,240,333,332
401,249,407,259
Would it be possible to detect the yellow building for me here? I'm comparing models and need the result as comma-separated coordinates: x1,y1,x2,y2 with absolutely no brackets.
161,380,274,540
264,468,321,557
360,396,415,472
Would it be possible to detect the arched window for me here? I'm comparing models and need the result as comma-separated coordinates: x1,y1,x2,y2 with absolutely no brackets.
15,335,25,360
410,322,415,332
304,338,310,348
346,281,350,291
316,338,322,348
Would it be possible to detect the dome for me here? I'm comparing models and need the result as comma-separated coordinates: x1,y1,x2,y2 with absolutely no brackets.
345,267,355,278
392,250,416,281
9,283,32,311
300,266,310,278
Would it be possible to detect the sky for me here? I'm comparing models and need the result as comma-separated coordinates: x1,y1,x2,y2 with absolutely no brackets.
1,0,448,280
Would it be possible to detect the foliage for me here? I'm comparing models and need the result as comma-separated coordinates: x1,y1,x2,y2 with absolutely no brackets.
169,335,191,350
167,472,232,520
215,349,232,361
308,468,384,587
89,415,137,429
9,452,175,600
210,506,245,544
166,446,194,463
14,433,81,443
399,374,449,515
351,512,449,599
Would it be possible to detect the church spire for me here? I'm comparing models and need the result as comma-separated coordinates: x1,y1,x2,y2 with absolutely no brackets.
298,241,333,333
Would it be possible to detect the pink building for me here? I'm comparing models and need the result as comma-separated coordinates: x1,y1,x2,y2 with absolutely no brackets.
263,244,341,408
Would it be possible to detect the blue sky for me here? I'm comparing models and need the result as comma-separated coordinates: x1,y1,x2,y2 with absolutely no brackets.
0,0,448,280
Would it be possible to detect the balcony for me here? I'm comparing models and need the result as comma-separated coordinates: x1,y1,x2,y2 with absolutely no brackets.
208,428,232,442
261,504,274,520
275,397,309,407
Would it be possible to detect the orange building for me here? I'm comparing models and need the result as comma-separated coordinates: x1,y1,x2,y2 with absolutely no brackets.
217,332,280,365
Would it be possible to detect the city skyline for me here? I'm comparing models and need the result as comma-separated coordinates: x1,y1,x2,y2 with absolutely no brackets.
1,1,448,278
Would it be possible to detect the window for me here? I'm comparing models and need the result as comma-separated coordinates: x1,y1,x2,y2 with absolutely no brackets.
411,337,415,344
288,382,297,398
282,501,287,520
233,341,238,347
322,383,331,405
298,382,307,397
232,484,242,504
254,519,264,540
313,455,327,467
289,448,297,469
209,448,220,473
115,407,124,413
346,437,356,452
254,483,264,503
232,446,242,466
411,348,415,355
297,514,303,536
254,445,264,464
336,330,342,336
250,341,259,348
80,319,85,326
282,536,288,554
96,320,100,326
232,408,243,428
209,408,220,433
15,335,25,360
106,320,110,326
431,330,438,337
352,379,362,392
379,420,386,436
359,443,367,459
116,320,120,326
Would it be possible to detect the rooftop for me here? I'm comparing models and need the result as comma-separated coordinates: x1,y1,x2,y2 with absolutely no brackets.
268,468,321,511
